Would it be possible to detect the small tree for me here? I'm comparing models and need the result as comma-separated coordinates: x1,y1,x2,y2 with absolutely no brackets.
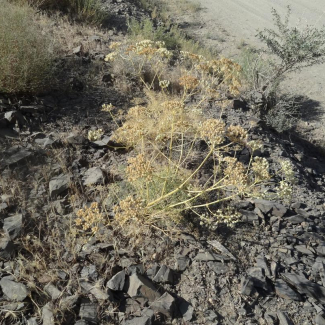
257,6,325,96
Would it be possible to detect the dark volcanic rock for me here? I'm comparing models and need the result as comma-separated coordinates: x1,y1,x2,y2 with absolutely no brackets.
4,149,31,166
127,273,160,302
153,265,174,284
49,174,70,198
0,237,15,260
275,279,302,301
277,311,294,325
254,199,287,217
107,270,125,291
282,273,325,303
151,292,176,318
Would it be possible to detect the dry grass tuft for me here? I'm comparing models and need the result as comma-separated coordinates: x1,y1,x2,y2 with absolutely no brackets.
0,0,54,94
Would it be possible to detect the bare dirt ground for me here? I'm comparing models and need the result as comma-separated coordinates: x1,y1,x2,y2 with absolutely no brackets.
180,0,325,145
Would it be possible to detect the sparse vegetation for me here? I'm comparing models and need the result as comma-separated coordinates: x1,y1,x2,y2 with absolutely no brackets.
239,6,325,131
12,0,105,24
102,39,296,235
0,0,54,94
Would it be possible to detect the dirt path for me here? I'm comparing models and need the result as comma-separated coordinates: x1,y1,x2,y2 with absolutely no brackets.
183,0,325,144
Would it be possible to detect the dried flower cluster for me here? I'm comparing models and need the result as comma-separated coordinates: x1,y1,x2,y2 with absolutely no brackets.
199,119,225,145
223,157,247,190
252,157,270,181
75,202,103,234
113,196,144,226
276,180,293,200
179,75,199,90
88,129,104,141
101,103,114,112
280,160,295,182
126,154,154,182
226,125,247,144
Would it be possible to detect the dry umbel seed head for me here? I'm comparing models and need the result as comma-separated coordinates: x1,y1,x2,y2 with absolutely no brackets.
113,196,144,225
223,157,248,188
75,202,103,234
226,125,247,144
179,75,199,90
88,129,104,141
199,119,225,145
126,154,154,182
252,157,270,181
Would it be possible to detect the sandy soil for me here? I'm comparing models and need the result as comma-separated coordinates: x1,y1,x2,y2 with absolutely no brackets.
182,0,325,144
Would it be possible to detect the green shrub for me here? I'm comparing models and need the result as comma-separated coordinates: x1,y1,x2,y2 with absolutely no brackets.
0,0,54,94
257,6,325,96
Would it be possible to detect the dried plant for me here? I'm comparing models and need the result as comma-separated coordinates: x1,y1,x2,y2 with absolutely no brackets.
102,41,295,234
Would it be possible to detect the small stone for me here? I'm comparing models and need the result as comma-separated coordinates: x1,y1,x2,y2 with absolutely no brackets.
286,215,305,224
83,167,105,186
277,311,294,325
240,276,256,296
49,174,70,198
44,283,62,300
80,281,111,301
208,240,236,260
27,317,38,325
254,199,287,217
60,295,79,310
127,273,160,302
4,149,31,166
3,214,22,239
175,256,191,271
275,279,302,301
207,261,229,275
0,278,28,301
81,265,98,281
79,301,98,322
179,300,194,322
315,313,325,325
124,316,152,325
295,245,315,255
107,270,125,291
153,265,174,284
282,273,325,303
151,292,176,318
194,251,230,262
42,303,54,325
248,267,269,291
0,237,15,260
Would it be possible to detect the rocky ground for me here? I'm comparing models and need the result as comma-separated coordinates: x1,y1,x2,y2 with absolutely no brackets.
1,1,325,325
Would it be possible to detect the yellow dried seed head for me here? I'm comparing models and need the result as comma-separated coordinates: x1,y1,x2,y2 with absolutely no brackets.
199,119,225,145
113,196,144,225
161,100,185,112
179,75,199,90
252,157,270,181
109,42,122,50
126,154,154,182
226,125,247,144
247,140,263,152
223,157,247,187
104,52,117,62
75,202,103,233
